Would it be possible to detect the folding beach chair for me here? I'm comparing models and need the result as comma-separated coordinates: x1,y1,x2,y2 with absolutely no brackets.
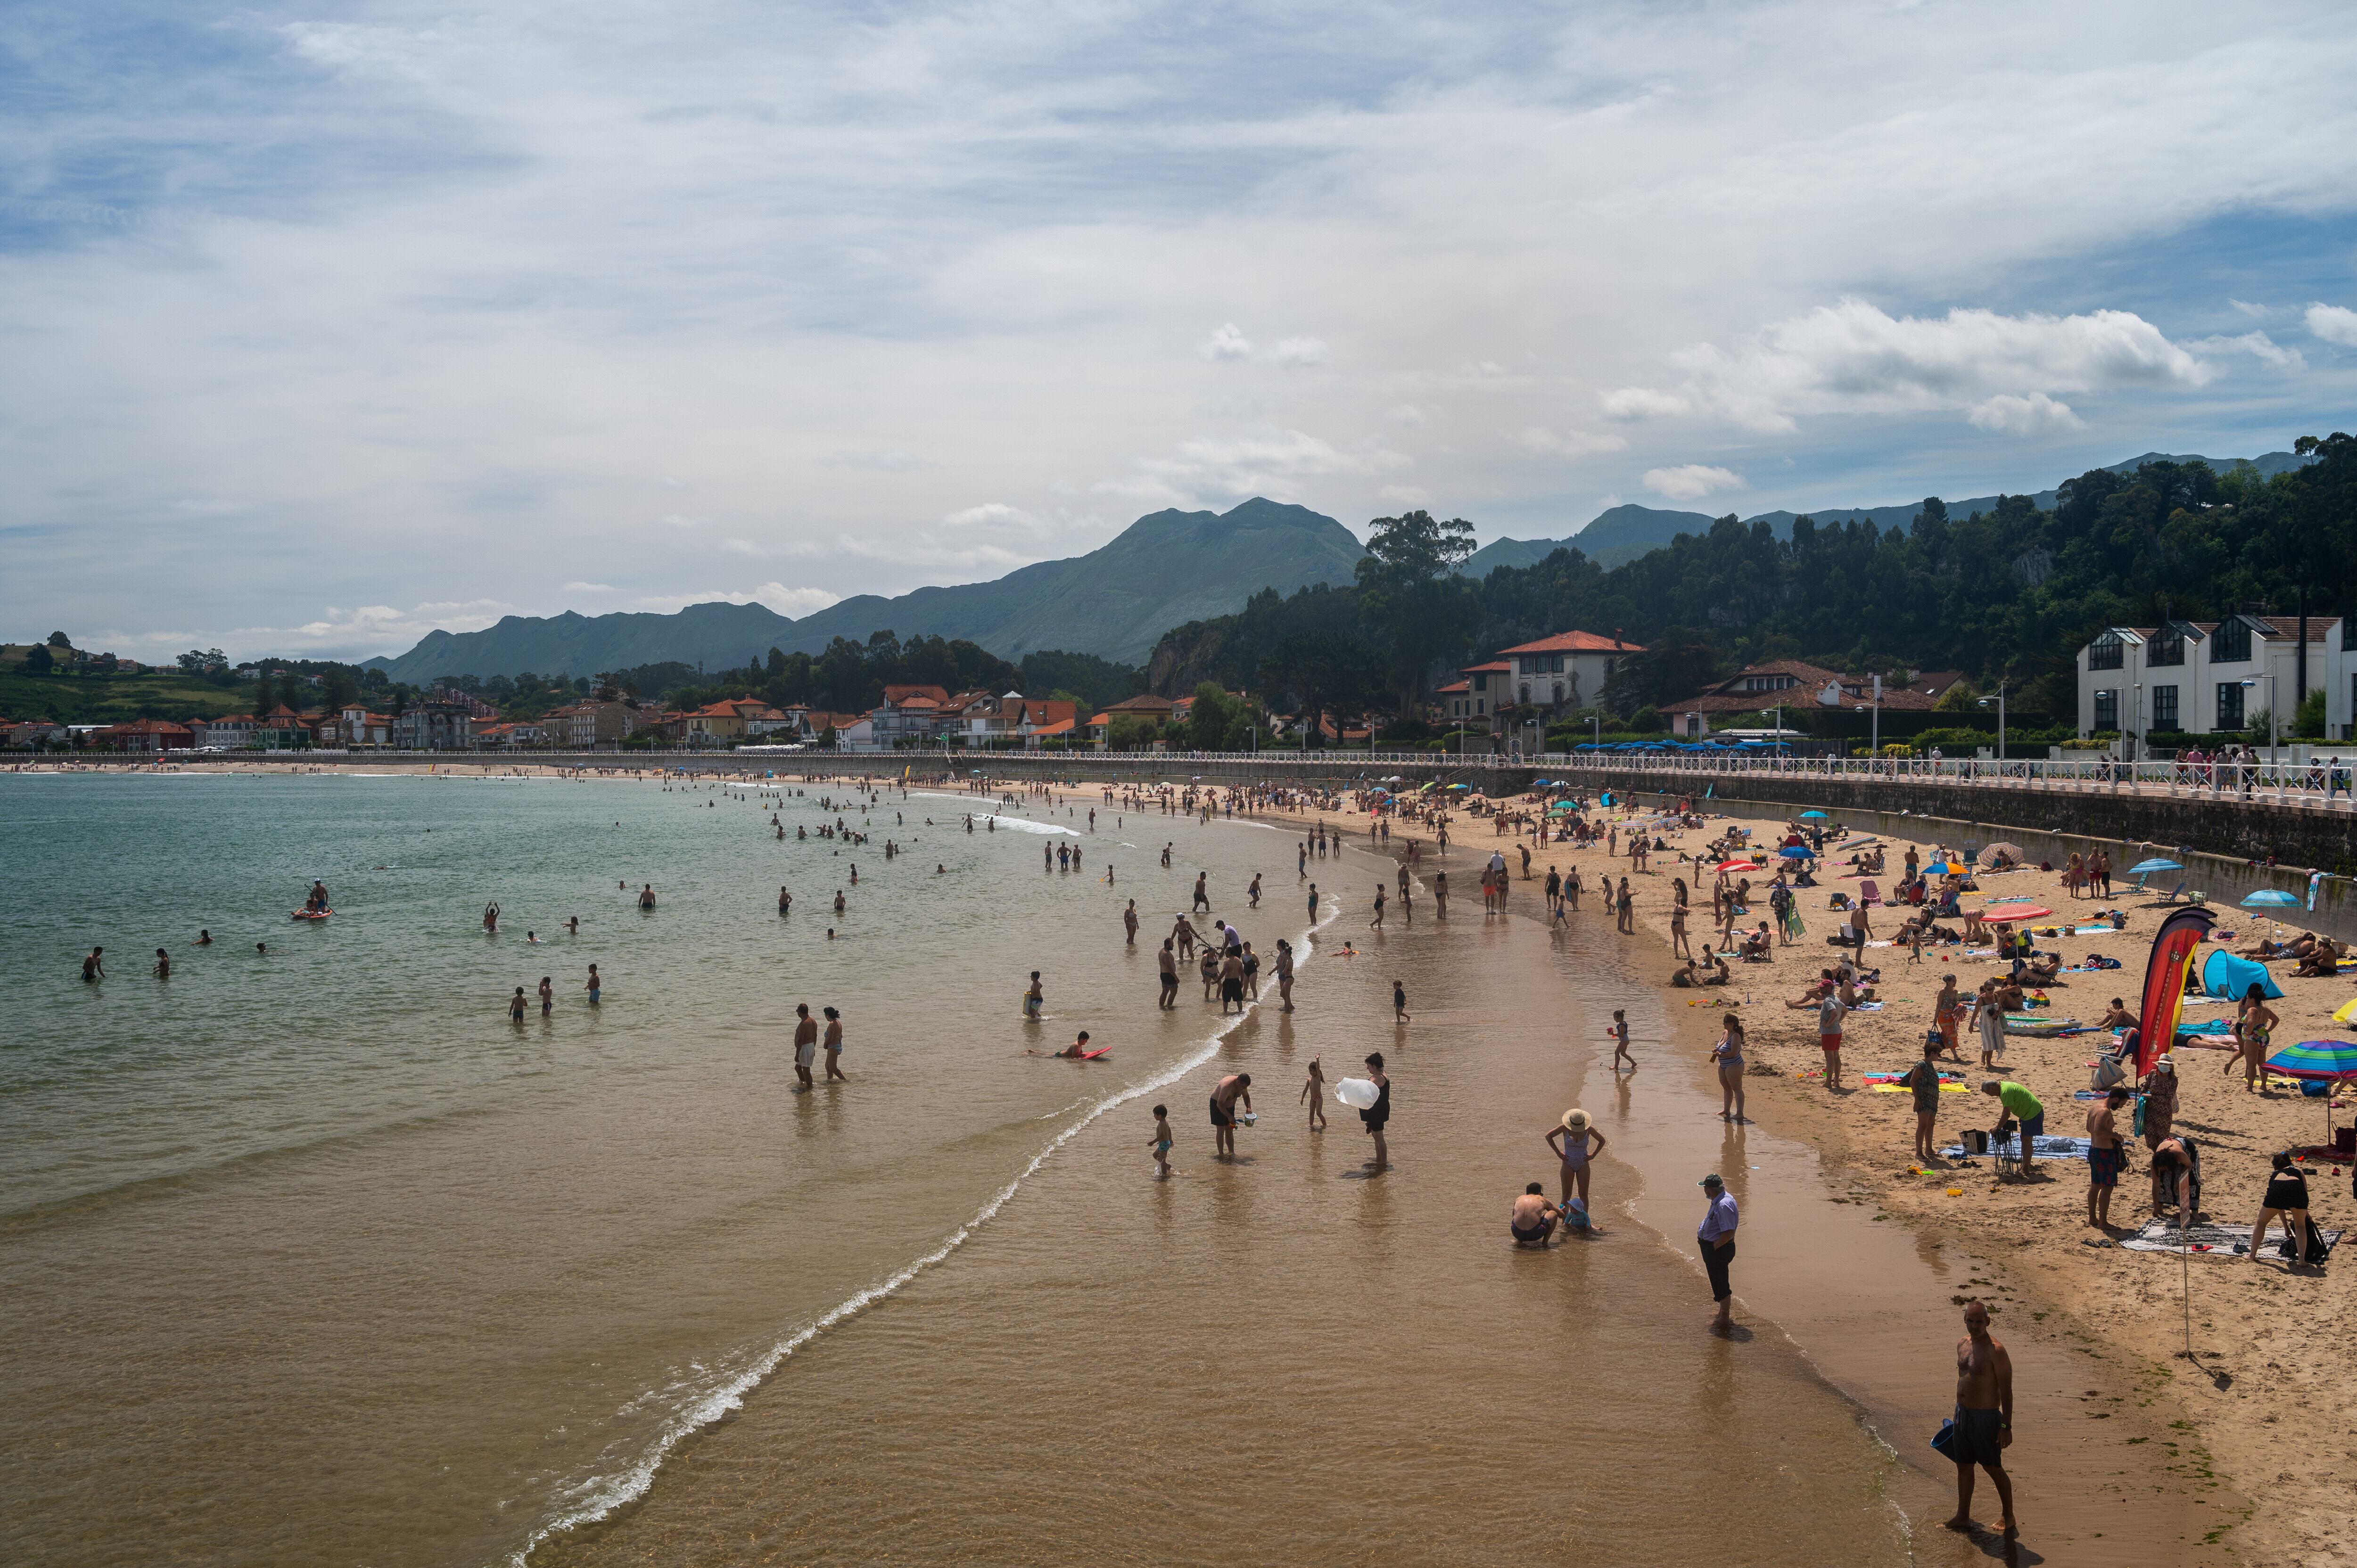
1859,878,1881,907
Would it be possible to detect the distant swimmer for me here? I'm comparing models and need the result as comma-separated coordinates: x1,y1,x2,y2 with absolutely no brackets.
509,986,527,1024
585,963,601,1005
778,887,792,914
152,948,170,979
1337,941,1357,958
255,941,267,956
833,889,847,913
527,931,539,943
566,917,578,936
196,929,212,945
1161,843,1172,867
937,864,946,874
638,885,656,910
81,946,105,982
791,1003,816,1089
538,976,553,1016
822,1006,846,1080
483,903,500,934
1030,1030,1103,1060
1124,900,1139,945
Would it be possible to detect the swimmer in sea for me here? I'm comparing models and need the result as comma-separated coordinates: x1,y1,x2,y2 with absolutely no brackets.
538,976,553,1016
509,986,528,1023
152,948,170,979
1029,1030,1097,1059
1024,971,1045,1018
566,917,578,936
638,885,656,909
833,889,847,913
822,1006,846,1080
255,942,267,956
484,902,499,934
778,887,792,915
826,927,836,940
82,946,106,982
196,929,211,945
526,930,538,943
1338,941,1357,958
585,963,601,1004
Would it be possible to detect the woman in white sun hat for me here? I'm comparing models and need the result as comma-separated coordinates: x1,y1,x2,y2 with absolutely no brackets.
1545,1107,1607,1214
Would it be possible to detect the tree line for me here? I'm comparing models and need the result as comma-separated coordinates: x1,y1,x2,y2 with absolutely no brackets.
1162,434,2357,734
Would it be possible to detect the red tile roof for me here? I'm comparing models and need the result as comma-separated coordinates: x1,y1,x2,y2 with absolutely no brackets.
1460,660,1512,674
1496,631,1644,655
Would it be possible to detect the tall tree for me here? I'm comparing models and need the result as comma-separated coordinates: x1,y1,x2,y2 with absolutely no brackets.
1353,509,1478,718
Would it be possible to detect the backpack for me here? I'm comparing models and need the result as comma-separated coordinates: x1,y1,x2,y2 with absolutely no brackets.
2279,1215,2332,1264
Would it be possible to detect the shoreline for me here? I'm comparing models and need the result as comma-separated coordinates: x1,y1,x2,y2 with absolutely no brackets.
1253,799,2247,1562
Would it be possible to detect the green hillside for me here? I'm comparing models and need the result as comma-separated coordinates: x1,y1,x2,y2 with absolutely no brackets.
367,498,1366,683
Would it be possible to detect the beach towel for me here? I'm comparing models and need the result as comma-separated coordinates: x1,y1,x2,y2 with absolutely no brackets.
2117,1216,2341,1257
1939,1134,2093,1162
1874,1082,1967,1093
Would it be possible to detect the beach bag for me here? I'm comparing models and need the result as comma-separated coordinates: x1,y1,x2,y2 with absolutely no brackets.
2277,1215,2332,1264
2132,1095,2147,1138
2091,1050,2129,1092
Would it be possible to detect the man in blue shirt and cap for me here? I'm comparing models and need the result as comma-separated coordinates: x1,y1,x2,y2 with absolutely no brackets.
1698,1173,1739,1332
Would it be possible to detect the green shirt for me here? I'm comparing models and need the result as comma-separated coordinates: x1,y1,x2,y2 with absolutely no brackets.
1997,1081,2043,1121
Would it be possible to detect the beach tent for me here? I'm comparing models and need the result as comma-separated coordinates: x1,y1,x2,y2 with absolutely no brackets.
2200,948,2284,1001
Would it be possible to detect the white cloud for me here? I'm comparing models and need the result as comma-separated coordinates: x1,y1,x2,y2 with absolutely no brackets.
2229,298,2269,318
656,513,701,529
941,501,1047,533
1965,392,2085,435
1388,403,1430,427
1199,323,1254,361
1598,387,1693,420
1621,299,2212,434
1518,426,1628,457
1378,484,1429,506
1104,428,1410,506
1642,464,1745,501
563,581,615,592
1266,336,1330,368
2191,330,2303,370
2308,304,2357,347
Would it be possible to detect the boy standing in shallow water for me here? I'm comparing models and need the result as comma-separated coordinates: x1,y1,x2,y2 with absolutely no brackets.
1148,1104,1173,1177
1301,1056,1327,1129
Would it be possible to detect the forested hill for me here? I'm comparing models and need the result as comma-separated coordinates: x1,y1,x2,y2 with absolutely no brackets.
365,497,1363,683
1455,448,2311,575
1156,438,2355,724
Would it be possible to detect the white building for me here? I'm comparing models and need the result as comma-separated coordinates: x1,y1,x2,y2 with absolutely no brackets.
2075,615,2343,745
1493,631,1644,714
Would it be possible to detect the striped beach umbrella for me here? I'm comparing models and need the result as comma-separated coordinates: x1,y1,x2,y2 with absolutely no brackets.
2266,1038,2357,1146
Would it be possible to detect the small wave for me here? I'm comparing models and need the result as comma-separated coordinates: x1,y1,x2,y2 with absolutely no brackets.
977,815,1079,837
511,906,1331,1566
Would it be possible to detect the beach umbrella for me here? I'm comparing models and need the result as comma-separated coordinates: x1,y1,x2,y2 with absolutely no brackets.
2242,890,2301,908
1924,859,1962,875
1778,845,1813,858
2129,858,2182,874
1985,841,2025,861
2265,1039,2357,1146
1799,810,1829,819
1717,859,1761,872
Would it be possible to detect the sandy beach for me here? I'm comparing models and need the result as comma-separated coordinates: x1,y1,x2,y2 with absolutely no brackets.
1340,794,2352,1568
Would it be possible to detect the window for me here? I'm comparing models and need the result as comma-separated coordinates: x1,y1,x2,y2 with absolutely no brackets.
2152,685,2178,731
2087,631,2125,671
2210,618,2251,663
2216,682,2244,730
2344,618,2357,652
1518,684,1531,704
1550,682,1564,705
2148,627,2184,667
2093,689,2118,730
1472,672,1488,692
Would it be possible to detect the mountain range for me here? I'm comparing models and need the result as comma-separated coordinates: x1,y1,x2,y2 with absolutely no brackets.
364,498,1365,685
363,448,2310,684
1457,449,2311,575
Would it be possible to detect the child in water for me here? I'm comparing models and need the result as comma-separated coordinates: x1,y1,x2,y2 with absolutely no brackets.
1393,979,1410,1022
1149,1103,1173,1176
1024,971,1045,1018
1337,941,1358,958
1301,1057,1327,1130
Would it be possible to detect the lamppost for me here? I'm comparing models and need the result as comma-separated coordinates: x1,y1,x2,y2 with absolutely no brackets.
1761,706,1782,769
2241,675,2279,775
1976,679,2008,765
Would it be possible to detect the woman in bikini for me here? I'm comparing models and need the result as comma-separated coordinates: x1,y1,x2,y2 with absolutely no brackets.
2228,984,2278,1092
1545,1107,1606,1212
1711,1015,1747,1122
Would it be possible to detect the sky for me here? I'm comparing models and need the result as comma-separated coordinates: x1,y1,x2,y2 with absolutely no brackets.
5,0,2357,663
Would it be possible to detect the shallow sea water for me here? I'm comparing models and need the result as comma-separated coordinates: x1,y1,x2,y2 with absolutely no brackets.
2,772,1906,1567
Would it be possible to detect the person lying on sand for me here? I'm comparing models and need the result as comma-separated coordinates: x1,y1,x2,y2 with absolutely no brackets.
2292,939,2346,978
1787,969,1838,1007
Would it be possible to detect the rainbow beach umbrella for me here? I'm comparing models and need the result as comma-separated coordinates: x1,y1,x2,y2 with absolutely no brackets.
2266,1038,2357,1147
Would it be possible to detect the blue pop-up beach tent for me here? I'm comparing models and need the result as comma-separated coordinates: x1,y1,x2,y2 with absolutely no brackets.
2201,948,2284,1001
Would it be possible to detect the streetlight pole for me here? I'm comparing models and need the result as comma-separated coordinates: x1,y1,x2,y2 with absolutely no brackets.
2243,675,2280,775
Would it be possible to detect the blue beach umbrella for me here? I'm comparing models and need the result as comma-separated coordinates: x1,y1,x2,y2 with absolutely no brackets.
2129,858,2182,874
1778,845,1813,858
2242,890,2301,908
1799,810,1829,820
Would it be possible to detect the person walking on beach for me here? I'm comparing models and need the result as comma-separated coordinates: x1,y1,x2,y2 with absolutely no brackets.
1308,883,1320,923
1944,1300,2018,1540
1392,978,1409,1022
1973,980,2006,1070
1370,884,1386,929
791,1002,817,1090
1172,915,1197,961
1432,870,1447,917
1210,1073,1252,1159
1157,940,1179,1009
1616,877,1635,934
1193,872,1211,912
1274,938,1296,1012
822,1006,846,1081
1301,1055,1326,1129
2085,1086,2129,1228
1360,1051,1390,1169
1697,1174,1739,1332
1711,1014,1747,1121
1609,1008,1635,1073
1817,989,1847,1088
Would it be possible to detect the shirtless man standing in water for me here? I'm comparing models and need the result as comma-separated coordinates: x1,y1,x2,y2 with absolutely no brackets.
1209,1073,1253,1158
1946,1300,2019,1540
791,1003,818,1091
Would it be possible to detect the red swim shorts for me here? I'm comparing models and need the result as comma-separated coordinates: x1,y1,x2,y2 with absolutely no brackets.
1820,1034,1843,1053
